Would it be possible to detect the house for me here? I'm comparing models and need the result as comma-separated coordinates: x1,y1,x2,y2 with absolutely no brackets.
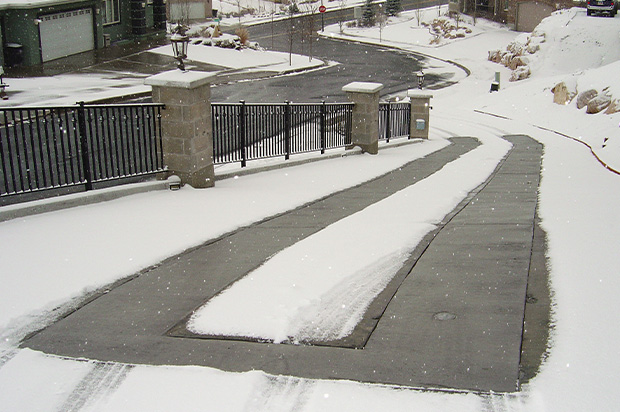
449,0,575,31
0,0,167,68
167,0,214,23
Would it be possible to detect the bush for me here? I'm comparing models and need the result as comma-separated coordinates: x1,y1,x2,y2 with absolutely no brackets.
235,27,250,46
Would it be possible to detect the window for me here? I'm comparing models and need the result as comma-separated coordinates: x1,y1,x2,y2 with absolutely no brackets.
103,0,120,25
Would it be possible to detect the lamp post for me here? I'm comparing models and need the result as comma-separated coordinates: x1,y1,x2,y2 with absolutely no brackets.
171,25,189,71
417,71,425,89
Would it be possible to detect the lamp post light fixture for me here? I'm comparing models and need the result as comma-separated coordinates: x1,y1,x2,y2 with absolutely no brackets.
171,25,189,71
417,71,425,89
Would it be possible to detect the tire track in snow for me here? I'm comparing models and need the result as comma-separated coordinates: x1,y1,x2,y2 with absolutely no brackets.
57,361,132,412
482,392,529,412
243,375,315,412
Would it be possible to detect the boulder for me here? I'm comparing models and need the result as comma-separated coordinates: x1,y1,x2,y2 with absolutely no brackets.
509,55,529,70
488,50,503,63
586,95,612,114
576,89,598,109
605,99,620,114
510,66,531,82
501,52,514,67
552,82,571,105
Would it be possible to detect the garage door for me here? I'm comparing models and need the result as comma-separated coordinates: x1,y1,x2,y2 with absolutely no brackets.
516,2,555,32
39,8,95,62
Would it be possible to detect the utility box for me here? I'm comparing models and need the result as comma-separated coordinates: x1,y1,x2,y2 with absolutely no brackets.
408,90,432,139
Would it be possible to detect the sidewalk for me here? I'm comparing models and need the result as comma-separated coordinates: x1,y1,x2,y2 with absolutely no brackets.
22,134,546,393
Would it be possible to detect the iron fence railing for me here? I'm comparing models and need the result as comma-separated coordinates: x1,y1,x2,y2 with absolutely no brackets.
212,101,354,167
0,103,165,200
379,102,411,142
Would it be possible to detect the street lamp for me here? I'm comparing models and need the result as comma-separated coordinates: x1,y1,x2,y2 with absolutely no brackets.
171,25,189,71
417,71,425,89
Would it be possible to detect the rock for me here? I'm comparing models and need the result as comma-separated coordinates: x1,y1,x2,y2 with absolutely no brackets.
488,50,503,63
605,99,620,114
501,52,514,67
552,82,571,105
586,95,612,114
510,66,531,81
509,55,529,70
527,43,540,54
576,89,598,109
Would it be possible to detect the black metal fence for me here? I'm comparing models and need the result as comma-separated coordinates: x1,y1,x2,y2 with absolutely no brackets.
212,101,354,167
213,101,411,167
379,102,411,142
0,103,165,201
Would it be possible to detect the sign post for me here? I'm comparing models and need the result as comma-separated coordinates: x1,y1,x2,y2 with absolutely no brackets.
319,5,326,32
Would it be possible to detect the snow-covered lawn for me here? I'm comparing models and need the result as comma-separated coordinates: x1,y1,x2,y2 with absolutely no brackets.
1,6,620,412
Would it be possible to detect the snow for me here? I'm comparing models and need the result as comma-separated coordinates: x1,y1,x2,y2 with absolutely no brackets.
0,41,323,108
188,136,510,343
150,42,325,71
1,5,620,412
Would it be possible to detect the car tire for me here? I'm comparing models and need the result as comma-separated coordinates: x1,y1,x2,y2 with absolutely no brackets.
587,9,592,15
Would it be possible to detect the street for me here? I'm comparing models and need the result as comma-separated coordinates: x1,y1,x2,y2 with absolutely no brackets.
211,0,456,102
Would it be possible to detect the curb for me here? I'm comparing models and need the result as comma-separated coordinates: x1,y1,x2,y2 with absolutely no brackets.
0,176,181,223
0,138,421,222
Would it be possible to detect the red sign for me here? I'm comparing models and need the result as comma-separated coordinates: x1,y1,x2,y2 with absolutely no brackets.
319,5,326,13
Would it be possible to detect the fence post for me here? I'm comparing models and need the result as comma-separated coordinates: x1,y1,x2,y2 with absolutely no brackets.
408,90,433,140
239,100,247,168
76,102,93,191
342,82,383,154
284,101,291,160
320,101,326,154
145,70,216,188
385,101,391,143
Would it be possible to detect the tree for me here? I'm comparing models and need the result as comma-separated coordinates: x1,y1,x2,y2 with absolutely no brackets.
300,3,318,62
414,6,423,26
377,5,388,42
287,6,298,65
385,0,401,17
338,0,347,33
361,0,375,27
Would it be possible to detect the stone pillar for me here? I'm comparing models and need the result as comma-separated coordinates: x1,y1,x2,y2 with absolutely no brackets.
145,70,216,188
342,82,384,155
408,90,433,140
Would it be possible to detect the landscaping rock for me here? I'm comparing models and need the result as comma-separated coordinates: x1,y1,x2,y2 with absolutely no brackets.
586,95,612,114
510,66,531,81
605,99,620,114
552,82,571,105
488,50,503,63
576,89,598,109
509,55,529,70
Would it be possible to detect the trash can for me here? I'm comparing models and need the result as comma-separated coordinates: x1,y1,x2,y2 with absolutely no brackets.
6,43,23,68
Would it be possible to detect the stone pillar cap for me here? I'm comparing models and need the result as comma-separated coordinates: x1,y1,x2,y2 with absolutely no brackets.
407,89,434,99
145,70,217,89
342,82,384,94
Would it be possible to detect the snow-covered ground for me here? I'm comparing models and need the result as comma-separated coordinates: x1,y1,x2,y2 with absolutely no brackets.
1,6,620,412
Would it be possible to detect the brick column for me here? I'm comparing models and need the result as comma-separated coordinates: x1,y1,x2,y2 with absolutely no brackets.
408,90,433,140
342,82,383,155
145,70,216,188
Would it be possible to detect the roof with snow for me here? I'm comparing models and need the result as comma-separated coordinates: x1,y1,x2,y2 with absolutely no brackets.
0,0,84,11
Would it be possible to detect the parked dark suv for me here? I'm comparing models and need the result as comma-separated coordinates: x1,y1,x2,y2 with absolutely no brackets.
587,0,618,16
